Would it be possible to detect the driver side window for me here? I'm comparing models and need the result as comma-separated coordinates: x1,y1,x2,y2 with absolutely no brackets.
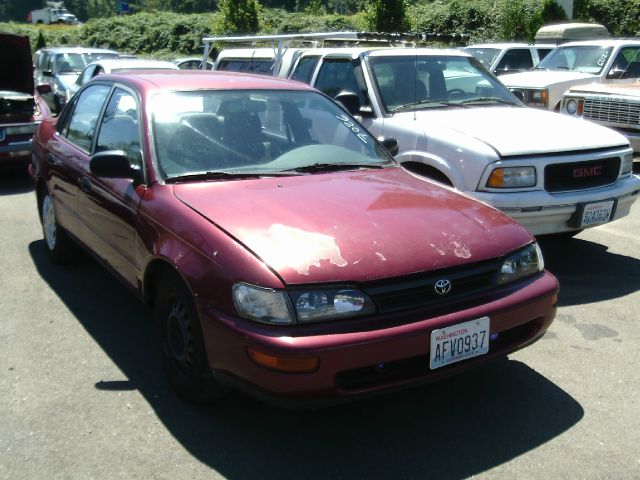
96,88,142,168
63,84,111,152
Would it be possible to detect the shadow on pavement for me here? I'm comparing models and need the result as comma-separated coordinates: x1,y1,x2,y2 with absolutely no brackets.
0,167,33,196
538,237,640,307
29,240,583,480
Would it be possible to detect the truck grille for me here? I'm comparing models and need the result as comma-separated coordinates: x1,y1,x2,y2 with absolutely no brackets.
583,98,640,126
545,157,620,192
363,258,502,314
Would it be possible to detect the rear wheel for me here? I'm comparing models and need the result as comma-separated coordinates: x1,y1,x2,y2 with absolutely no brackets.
155,273,228,402
40,189,75,263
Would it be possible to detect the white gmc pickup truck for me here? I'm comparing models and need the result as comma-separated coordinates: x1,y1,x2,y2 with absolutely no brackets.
281,47,639,236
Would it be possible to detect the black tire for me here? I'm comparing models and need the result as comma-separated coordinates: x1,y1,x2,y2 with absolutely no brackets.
155,273,228,402
40,189,75,263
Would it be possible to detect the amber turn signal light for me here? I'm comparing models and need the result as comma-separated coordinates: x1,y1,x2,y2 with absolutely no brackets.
248,348,320,373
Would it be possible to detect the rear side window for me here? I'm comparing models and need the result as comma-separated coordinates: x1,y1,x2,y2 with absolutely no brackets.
217,59,275,75
63,84,111,152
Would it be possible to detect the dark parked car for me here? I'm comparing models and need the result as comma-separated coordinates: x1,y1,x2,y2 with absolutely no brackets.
30,71,558,405
1,34,51,169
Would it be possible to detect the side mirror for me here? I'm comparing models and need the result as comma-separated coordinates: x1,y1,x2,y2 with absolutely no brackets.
378,137,399,157
42,70,54,77
36,84,52,95
334,91,361,116
90,150,143,184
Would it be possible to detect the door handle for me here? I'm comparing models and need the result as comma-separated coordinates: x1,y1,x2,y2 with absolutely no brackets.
78,176,92,193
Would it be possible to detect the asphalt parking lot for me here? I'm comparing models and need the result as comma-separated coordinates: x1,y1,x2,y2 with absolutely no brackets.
1,168,639,479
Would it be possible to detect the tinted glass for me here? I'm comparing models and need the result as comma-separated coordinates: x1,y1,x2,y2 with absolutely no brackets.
607,46,640,79
314,59,366,105
369,55,518,112
291,56,320,84
462,48,500,69
495,49,534,73
64,84,110,151
537,46,613,74
150,90,392,179
96,88,142,167
217,59,275,75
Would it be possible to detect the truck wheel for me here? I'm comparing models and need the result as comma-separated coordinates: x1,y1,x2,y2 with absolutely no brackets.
155,273,228,402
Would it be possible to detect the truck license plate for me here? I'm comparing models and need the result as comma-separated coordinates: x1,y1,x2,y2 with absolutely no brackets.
430,317,490,369
579,200,614,227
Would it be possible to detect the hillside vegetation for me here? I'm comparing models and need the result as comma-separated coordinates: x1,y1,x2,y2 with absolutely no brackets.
1,0,638,59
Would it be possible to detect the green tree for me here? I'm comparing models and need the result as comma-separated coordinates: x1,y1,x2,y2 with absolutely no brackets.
218,0,260,33
365,0,408,32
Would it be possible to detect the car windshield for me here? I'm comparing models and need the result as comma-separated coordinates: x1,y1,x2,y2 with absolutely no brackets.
55,52,119,73
462,48,500,69
150,89,394,180
368,55,519,112
535,45,613,74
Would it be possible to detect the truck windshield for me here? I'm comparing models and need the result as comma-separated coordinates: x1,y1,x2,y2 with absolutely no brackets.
368,55,519,113
536,46,613,74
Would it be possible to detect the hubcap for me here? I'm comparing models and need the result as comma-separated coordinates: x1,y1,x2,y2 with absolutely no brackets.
167,299,194,375
42,195,57,250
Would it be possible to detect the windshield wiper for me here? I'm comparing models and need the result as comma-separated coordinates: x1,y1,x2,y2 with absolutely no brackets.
284,163,386,173
165,170,292,183
459,97,516,106
390,99,466,112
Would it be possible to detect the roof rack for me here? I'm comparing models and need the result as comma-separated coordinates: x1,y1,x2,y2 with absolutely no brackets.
201,31,470,72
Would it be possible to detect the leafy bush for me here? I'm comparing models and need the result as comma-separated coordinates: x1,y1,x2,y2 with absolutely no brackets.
574,0,640,37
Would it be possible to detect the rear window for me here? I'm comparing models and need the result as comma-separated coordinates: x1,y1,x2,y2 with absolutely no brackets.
216,59,275,75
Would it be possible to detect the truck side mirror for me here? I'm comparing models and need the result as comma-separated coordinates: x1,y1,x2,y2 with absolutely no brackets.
334,91,361,116
378,137,399,157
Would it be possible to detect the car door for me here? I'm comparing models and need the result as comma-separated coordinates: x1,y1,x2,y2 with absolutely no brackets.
46,83,111,241
77,86,146,287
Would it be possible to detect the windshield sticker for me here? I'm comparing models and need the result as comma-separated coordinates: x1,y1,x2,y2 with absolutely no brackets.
597,51,610,67
336,114,368,144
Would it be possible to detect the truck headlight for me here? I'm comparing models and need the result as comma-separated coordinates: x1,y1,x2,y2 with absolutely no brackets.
486,166,536,188
622,152,633,175
564,98,583,116
497,243,544,285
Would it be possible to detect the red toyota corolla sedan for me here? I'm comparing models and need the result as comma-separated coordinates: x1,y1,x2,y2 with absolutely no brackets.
30,71,558,405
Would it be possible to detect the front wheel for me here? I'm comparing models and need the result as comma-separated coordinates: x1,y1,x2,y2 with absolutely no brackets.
155,274,228,402
40,190,75,263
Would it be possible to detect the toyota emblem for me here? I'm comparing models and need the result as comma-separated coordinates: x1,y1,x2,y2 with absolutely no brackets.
434,279,452,295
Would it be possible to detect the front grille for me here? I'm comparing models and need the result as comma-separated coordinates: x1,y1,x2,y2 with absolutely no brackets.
545,157,620,192
363,258,502,314
583,98,640,126
335,319,540,392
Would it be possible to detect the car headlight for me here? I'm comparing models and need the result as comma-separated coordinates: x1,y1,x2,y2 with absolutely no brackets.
290,288,376,323
233,283,377,324
486,166,536,188
497,243,544,285
233,283,294,324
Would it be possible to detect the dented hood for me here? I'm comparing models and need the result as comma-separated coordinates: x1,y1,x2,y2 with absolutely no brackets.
0,34,34,94
172,168,532,285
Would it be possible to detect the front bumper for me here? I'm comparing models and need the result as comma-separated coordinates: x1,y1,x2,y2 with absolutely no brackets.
197,272,558,405
473,174,640,235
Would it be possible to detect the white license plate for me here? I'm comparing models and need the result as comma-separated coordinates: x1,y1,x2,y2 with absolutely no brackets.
430,317,490,369
580,200,614,227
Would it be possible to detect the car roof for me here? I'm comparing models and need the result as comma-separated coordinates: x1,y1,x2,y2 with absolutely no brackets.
35,47,119,54
97,70,316,93
88,59,179,71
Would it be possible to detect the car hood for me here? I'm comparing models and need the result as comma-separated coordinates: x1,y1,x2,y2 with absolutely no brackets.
0,34,34,94
172,167,532,285
405,107,628,156
500,70,595,88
